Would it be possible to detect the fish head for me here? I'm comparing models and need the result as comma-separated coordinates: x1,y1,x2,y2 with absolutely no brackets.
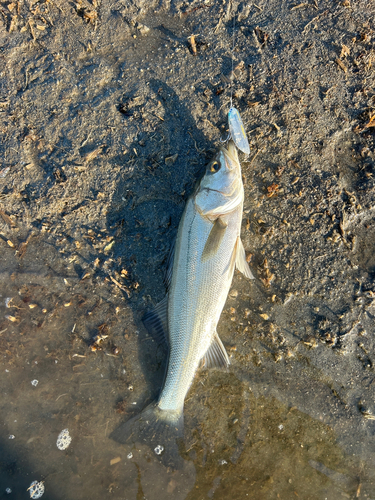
195,140,244,217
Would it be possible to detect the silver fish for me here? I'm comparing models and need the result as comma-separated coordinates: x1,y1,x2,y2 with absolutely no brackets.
112,140,253,465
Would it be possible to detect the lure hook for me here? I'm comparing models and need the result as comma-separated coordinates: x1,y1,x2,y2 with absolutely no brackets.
220,132,231,144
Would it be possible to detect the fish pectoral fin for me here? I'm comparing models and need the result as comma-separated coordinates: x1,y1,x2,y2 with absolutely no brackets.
142,294,169,345
235,237,255,279
202,217,228,262
201,332,230,369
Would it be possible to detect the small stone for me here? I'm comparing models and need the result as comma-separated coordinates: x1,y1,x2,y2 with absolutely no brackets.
138,24,150,35
104,240,115,253
6,315,17,322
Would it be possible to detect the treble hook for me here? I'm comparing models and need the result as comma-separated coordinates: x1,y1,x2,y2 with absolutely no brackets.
219,131,231,144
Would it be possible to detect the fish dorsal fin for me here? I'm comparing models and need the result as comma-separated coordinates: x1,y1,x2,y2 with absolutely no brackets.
164,240,175,291
201,331,230,369
202,217,228,262
235,237,255,279
142,295,169,345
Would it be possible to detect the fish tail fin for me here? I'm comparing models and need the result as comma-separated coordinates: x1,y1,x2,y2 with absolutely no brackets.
110,403,184,469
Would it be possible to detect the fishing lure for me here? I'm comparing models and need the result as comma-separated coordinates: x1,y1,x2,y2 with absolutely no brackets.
226,11,250,155
228,106,250,155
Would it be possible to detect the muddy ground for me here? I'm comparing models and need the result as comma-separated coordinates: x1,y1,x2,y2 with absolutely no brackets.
1,0,375,498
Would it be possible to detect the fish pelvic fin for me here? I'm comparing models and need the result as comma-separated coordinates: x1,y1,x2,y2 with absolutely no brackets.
110,403,184,469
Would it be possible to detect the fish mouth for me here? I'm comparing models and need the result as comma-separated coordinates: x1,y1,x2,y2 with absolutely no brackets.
204,187,226,195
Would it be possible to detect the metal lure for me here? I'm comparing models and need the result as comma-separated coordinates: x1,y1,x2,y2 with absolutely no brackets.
228,107,250,155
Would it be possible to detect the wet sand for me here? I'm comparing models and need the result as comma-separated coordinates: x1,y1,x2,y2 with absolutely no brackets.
1,1,375,498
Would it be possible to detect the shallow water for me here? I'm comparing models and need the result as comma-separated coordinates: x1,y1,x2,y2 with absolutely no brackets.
1,0,375,498
1,220,375,499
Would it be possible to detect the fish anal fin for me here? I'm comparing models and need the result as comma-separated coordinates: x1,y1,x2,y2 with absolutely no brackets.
235,237,255,279
201,332,230,369
142,295,169,345
202,217,228,262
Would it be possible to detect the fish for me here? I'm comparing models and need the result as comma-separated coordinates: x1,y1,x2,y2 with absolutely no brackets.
111,140,254,466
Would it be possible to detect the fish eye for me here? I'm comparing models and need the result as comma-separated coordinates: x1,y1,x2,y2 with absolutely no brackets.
209,160,221,173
